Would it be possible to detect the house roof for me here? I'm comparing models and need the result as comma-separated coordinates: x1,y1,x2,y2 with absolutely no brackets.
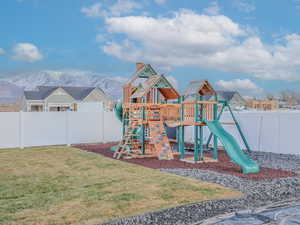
24,86,107,101
184,88,244,103
130,74,180,100
184,80,216,98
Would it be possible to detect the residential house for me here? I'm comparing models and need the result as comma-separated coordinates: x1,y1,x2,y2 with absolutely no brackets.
22,86,112,112
278,99,298,109
246,99,279,111
215,91,246,110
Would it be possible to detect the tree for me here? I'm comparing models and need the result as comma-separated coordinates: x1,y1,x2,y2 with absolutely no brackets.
266,93,275,100
279,90,300,105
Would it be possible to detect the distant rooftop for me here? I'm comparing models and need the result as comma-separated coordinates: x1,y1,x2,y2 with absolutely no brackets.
24,86,107,101
217,91,240,102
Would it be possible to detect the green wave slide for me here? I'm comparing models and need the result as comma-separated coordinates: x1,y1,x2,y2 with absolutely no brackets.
206,120,260,174
114,102,123,121
111,102,123,152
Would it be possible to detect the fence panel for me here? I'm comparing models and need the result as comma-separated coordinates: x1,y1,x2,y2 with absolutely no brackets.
22,112,67,147
68,112,103,144
0,112,20,148
258,113,280,153
103,110,122,142
233,112,262,151
279,113,300,155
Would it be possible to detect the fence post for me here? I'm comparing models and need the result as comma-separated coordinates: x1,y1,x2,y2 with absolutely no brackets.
19,111,24,149
101,103,105,142
278,114,281,154
258,115,263,152
66,112,70,146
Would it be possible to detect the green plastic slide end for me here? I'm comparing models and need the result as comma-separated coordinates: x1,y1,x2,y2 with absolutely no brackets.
114,101,123,122
205,120,260,174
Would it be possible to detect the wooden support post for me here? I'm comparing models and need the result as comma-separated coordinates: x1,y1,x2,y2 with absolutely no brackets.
213,95,218,160
199,124,203,160
199,96,204,160
122,113,126,137
179,96,185,159
175,97,180,153
141,97,145,155
206,103,225,148
194,100,199,161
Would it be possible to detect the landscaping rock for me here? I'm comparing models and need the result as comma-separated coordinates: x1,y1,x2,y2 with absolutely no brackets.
101,150,300,225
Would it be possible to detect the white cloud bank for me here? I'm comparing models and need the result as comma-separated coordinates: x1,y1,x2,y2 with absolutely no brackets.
81,0,141,18
216,79,263,96
101,9,300,81
233,0,256,13
81,3,103,18
12,43,43,63
204,1,221,15
110,0,141,16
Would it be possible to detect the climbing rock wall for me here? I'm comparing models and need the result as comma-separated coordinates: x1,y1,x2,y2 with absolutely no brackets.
148,121,174,160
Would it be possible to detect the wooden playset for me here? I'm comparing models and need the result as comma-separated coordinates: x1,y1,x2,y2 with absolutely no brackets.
113,63,260,174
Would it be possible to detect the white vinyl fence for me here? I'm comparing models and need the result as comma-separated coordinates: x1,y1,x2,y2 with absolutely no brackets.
185,111,300,155
1,109,300,155
0,109,122,149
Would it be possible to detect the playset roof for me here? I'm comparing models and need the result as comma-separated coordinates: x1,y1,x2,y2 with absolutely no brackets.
127,63,158,86
184,80,216,98
130,74,180,100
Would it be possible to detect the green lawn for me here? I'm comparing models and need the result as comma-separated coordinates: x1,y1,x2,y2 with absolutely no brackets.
0,146,242,225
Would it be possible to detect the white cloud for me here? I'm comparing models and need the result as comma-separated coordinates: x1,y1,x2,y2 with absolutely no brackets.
0,48,5,54
105,10,244,55
204,1,221,16
154,0,167,5
233,0,256,13
81,0,141,18
81,3,104,18
110,0,141,16
216,79,263,95
12,43,43,63
101,9,300,81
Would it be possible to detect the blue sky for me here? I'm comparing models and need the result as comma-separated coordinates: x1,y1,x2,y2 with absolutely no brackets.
1,0,300,96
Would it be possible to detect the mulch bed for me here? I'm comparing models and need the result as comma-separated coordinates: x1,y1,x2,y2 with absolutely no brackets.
75,143,297,181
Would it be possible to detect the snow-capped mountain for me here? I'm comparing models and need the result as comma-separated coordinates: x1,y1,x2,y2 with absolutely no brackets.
0,81,24,102
0,70,129,101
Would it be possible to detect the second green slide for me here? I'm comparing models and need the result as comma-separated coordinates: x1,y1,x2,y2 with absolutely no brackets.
206,120,260,174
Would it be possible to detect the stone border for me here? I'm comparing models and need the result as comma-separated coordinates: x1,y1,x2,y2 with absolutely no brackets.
100,151,300,225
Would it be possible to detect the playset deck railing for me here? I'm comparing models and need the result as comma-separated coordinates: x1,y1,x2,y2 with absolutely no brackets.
182,101,216,123
123,101,217,123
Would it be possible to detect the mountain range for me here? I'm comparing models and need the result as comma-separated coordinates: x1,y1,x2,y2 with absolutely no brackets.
0,70,129,102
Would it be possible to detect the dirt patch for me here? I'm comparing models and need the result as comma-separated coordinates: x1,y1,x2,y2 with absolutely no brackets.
75,143,297,181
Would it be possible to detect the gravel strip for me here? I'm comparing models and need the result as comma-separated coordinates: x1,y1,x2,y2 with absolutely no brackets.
101,151,300,225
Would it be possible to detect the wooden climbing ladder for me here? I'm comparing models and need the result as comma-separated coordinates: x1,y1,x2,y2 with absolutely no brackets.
113,120,141,159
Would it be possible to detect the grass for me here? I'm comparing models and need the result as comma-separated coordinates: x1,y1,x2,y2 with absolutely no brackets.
0,146,242,225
